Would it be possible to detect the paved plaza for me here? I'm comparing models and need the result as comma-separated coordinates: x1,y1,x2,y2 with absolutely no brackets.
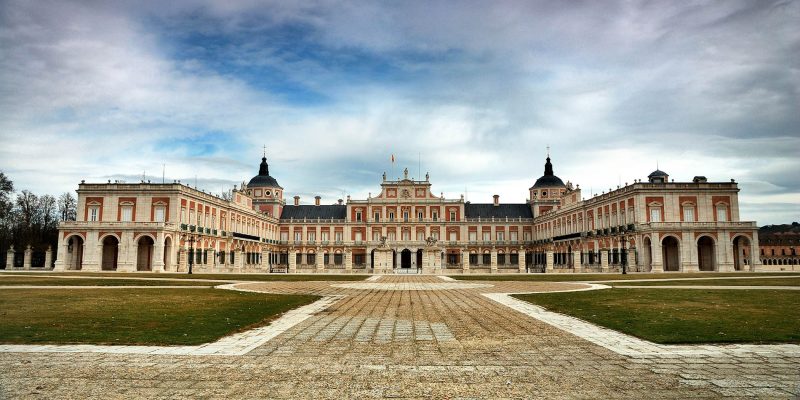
1,276,799,399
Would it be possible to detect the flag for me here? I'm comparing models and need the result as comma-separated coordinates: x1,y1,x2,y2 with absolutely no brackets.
391,154,395,163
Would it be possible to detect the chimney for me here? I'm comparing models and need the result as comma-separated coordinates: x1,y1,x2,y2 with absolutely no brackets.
293,196,300,206
338,199,343,205
315,196,321,206
493,194,500,207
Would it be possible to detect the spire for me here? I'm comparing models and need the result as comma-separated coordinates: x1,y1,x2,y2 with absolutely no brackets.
259,156,269,176
543,155,554,176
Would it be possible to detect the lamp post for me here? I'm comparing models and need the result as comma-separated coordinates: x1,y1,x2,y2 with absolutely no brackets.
186,234,196,275
620,235,628,275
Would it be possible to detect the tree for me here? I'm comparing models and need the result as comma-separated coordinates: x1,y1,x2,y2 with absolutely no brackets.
40,195,58,231
58,192,77,222
0,171,12,221
220,188,233,201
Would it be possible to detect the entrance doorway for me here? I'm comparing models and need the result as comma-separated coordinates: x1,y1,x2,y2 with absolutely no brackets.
401,249,411,268
101,236,119,271
416,249,422,268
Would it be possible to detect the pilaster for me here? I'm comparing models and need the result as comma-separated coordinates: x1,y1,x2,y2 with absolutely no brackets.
152,232,165,273
289,249,297,273
44,246,53,270
572,250,581,272
518,249,526,273
490,248,498,273
600,249,609,273
5,246,14,270
545,250,554,272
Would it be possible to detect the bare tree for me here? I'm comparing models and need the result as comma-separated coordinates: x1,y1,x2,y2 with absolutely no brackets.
15,190,39,229
58,192,77,222
40,195,58,231
220,188,233,201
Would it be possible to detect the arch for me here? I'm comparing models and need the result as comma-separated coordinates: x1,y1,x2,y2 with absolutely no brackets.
661,236,680,272
163,236,173,271
732,235,752,271
101,235,119,271
643,236,652,272
136,236,154,271
65,234,85,271
401,248,412,269
134,233,157,242
697,235,716,271
98,233,121,243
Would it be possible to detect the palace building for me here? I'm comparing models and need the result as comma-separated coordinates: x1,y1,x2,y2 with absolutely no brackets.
51,154,769,274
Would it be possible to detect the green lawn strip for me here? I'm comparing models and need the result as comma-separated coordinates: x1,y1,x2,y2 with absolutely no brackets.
0,276,215,286
0,289,319,345
451,272,800,282
1,272,368,281
611,277,800,287
514,289,800,344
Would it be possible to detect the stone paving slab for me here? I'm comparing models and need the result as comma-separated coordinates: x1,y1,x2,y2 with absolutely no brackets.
1,275,798,398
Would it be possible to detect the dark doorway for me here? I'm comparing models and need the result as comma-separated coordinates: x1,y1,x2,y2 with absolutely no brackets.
416,249,422,268
401,249,411,268
102,236,119,271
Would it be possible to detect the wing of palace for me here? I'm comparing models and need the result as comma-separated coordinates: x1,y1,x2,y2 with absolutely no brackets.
50,154,770,274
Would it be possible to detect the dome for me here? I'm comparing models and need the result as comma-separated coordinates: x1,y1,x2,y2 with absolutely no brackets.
247,157,282,189
648,169,669,179
531,156,566,189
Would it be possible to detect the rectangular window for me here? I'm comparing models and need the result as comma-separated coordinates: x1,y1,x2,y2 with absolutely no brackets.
482,232,490,241
387,232,396,241
510,232,518,241
448,232,456,241
402,231,410,241
482,254,491,265
417,232,424,241
308,232,316,242
469,232,477,241
374,212,380,222
356,211,362,222
469,254,478,264
294,232,301,242
449,211,456,221
355,232,363,242
683,207,695,222
716,206,727,222
335,232,343,242
373,232,380,241
403,212,409,222
524,232,531,241
431,232,439,240
432,212,438,221
321,232,329,242
280,232,288,241
389,212,395,221
497,232,505,241
417,212,423,220
154,206,165,222
121,206,132,222
650,208,662,222
89,206,99,222
498,254,506,264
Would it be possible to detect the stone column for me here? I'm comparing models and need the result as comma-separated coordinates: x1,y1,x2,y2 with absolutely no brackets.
572,250,581,272
53,235,66,271
262,248,269,271
117,231,136,272
600,249,609,273
682,233,699,272
44,246,53,270
178,248,187,272
289,249,297,273
316,249,324,272
717,231,734,272
238,249,245,271
23,245,32,270
545,250,554,273
462,249,470,273
750,231,762,271
627,248,636,273
490,248,498,273
651,239,664,273
152,232,165,273
518,250,526,273
6,246,14,269
345,249,352,271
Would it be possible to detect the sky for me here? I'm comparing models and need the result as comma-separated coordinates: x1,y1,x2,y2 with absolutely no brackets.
1,0,798,225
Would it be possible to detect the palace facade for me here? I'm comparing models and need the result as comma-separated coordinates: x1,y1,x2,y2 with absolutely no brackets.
51,155,769,274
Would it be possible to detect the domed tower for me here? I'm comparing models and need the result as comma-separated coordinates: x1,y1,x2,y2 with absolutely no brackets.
529,153,567,218
242,155,285,217
647,169,669,183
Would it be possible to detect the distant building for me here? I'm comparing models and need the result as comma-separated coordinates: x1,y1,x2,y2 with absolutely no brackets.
759,223,799,269
47,153,766,274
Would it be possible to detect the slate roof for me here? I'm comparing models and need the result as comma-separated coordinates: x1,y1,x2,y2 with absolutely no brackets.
464,203,533,219
280,205,347,220
248,157,282,189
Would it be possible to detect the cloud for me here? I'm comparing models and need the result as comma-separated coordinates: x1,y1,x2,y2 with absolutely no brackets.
0,0,798,225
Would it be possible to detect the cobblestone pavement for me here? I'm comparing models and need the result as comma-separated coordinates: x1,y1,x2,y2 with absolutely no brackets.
2,276,799,399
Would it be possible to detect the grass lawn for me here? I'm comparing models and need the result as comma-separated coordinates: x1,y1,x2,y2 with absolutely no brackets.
1,272,368,281
514,289,800,344
611,277,800,287
0,289,319,345
452,272,800,282
0,276,216,286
